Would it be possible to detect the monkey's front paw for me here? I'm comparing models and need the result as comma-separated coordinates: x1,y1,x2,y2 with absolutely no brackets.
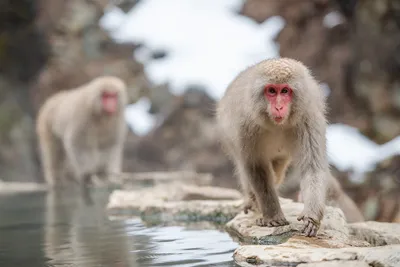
243,203,253,214
243,201,257,214
297,214,320,237
256,215,289,227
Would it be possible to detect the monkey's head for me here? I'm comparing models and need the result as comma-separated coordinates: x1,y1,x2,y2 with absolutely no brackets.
250,58,316,126
89,76,128,116
263,83,293,125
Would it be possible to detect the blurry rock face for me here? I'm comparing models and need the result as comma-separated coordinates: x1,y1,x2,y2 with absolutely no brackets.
33,0,152,111
330,155,400,223
0,0,49,182
241,0,400,143
123,88,235,188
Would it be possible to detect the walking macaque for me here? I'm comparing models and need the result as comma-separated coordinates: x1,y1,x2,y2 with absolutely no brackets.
36,76,128,188
216,58,330,237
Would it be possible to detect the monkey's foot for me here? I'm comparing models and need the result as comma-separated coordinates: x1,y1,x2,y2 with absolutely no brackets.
256,215,289,227
297,214,320,237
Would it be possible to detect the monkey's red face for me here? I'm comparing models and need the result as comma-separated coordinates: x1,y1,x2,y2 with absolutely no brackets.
101,91,119,114
264,84,293,124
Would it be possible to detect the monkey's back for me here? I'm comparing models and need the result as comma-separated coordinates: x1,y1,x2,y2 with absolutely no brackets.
37,86,89,138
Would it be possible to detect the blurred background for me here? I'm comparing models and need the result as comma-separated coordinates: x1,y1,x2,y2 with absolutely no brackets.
0,0,399,224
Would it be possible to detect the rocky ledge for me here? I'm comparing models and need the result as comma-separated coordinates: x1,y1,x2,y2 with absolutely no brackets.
106,179,400,267
106,182,242,224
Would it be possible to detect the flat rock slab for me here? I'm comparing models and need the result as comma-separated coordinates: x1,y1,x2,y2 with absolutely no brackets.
234,244,400,267
226,198,369,247
297,261,370,267
110,171,214,188
349,221,400,246
106,183,243,224
0,180,48,194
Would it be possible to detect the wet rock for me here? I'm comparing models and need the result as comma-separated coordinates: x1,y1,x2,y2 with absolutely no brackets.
112,171,214,189
226,197,368,247
234,244,400,267
0,180,47,194
106,183,242,224
298,262,369,267
231,210,400,266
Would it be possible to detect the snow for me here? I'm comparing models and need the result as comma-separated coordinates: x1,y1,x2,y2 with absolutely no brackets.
327,124,400,182
320,82,331,98
100,1,400,179
323,11,344,28
100,0,285,99
124,97,157,136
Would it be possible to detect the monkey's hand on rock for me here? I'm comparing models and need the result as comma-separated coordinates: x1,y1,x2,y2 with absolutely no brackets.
256,214,289,227
243,202,253,214
297,213,320,237
243,194,257,214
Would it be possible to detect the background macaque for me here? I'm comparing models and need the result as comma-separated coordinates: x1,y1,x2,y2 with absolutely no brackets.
216,58,330,237
36,76,128,188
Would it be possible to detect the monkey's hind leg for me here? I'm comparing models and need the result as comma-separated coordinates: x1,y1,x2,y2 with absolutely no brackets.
38,127,64,188
235,161,259,214
245,162,289,227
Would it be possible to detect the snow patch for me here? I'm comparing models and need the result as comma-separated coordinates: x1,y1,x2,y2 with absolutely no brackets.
100,0,285,100
124,97,157,136
323,11,344,28
327,124,400,182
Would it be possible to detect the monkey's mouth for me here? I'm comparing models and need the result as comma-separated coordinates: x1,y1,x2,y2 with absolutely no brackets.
274,116,284,123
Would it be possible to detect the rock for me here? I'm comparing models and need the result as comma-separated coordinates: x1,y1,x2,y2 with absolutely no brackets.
111,171,214,188
0,180,48,194
123,88,235,188
349,221,400,246
298,262,369,267
106,181,400,266
106,183,242,224
230,208,400,266
226,197,368,248
234,244,400,267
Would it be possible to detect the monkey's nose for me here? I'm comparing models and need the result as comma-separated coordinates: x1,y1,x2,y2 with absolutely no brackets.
275,106,283,111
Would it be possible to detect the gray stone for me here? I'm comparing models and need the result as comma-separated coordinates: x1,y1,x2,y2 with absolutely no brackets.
226,197,369,247
349,221,400,246
106,184,242,224
234,244,400,267
298,261,370,267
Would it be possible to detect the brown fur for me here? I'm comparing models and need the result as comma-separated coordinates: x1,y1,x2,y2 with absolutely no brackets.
216,58,329,237
36,76,128,188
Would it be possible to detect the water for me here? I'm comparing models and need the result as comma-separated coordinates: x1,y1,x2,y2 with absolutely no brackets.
0,189,240,267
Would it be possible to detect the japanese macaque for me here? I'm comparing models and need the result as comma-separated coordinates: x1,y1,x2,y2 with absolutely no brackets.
36,76,128,188
216,58,330,237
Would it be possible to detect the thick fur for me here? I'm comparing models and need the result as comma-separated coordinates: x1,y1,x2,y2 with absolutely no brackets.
36,76,128,187
216,58,329,236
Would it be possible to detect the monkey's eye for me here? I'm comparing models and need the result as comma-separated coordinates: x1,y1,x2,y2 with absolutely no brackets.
281,88,289,94
267,87,276,94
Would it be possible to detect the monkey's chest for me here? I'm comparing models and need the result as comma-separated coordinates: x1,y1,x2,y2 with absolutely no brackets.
84,122,120,148
259,133,294,159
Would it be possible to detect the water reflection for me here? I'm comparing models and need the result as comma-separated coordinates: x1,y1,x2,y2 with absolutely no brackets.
0,189,240,267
